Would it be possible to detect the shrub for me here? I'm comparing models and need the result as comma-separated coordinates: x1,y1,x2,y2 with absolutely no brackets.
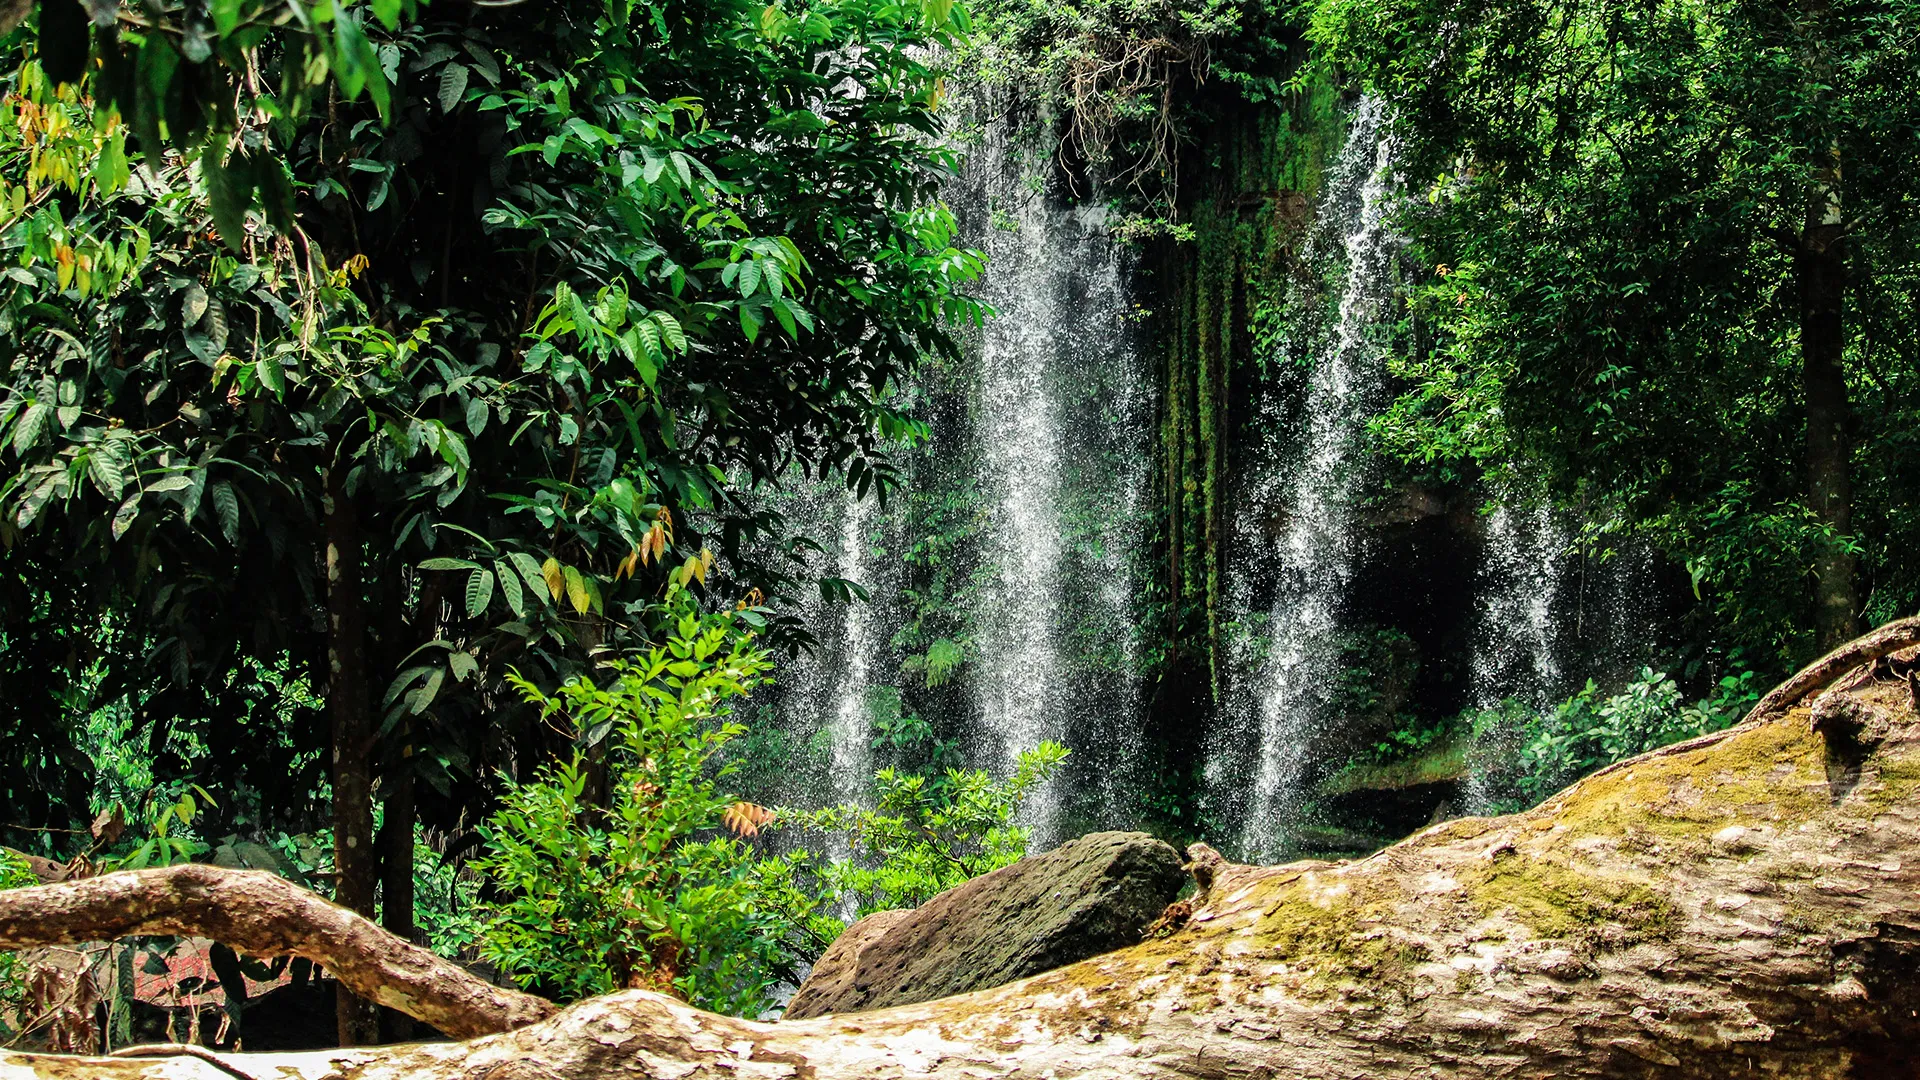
1510,668,1761,803
470,600,811,1016
808,741,1069,918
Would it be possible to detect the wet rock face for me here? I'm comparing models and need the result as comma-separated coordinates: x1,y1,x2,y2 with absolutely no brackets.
782,831,1186,1019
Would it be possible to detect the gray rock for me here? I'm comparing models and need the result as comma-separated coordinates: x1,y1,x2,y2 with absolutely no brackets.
783,831,1185,1019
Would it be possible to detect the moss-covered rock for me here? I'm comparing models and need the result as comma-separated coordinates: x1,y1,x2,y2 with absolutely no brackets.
782,831,1184,1019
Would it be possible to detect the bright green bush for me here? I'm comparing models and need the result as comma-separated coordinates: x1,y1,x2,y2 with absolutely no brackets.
808,741,1069,918
0,848,35,1037
470,598,814,1016
1508,668,1762,804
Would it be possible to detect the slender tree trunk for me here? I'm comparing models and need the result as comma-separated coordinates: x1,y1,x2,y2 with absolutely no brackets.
378,739,417,1042
324,466,380,1047
1797,216,1857,651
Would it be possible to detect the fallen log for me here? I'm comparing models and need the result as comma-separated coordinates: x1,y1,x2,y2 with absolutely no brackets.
6,622,1920,1078
0,863,554,1039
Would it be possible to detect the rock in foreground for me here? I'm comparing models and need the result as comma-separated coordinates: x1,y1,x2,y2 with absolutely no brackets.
782,830,1185,1019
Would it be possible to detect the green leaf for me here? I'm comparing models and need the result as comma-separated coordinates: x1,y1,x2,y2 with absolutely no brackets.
653,313,686,352
409,666,445,715
210,480,240,543
494,558,525,616
181,283,209,325
508,552,547,600
10,402,48,455
466,396,489,436
203,143,254,253
384,664,434,707
419,557,483,571
371,0,403,30
144,474,193,493
465,568,495,618
88,447,126,499
448,651,478,683
93,129,131,194
256,354,286,396
438,63,469,113
210,0,242,36
110,493,140,540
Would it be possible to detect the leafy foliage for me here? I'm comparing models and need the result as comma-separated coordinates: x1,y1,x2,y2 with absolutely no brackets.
1474,668,1763,808
0,0,988,892
0,848,35,1036
1305,0,1920,664
470,596,817,1014
807,739,1067,917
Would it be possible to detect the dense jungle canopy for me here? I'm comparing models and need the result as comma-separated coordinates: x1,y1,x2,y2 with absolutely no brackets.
0,0,1917,1069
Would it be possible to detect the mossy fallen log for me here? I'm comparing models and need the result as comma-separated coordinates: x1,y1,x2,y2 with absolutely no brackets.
4,619,1919,1078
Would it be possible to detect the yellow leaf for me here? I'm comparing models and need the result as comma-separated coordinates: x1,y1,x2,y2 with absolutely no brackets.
541,556,565,600
563,566,590,614
640,522,663,566
722,801,774,838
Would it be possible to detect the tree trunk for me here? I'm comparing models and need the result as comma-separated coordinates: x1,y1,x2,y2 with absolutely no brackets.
378,740,417,1042
1798,217,1857,652
6,620,1920,1079
324,465,380,1047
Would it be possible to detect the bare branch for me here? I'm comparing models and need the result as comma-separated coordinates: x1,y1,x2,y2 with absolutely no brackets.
0,864,555,1038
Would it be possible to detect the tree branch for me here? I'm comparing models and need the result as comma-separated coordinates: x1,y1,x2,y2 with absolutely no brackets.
0,863,555,1038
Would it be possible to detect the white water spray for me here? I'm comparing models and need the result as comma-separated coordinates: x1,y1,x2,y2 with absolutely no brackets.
1462,494,1567,812
959,118,1139,844
1226,98,1401,859
825,494,878,801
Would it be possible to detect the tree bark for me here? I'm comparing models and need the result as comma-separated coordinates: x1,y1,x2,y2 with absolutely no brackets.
324,466,380,1047
1797,216,1858,652
8,625,1920,1077
378,740,418,1042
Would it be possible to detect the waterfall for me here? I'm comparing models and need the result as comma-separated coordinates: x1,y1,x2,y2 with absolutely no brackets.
1218,98,1401,860
1469,497,1566,713
758,478,885,813
1462,494,1567,813
953,113,1144,844
826,493,878,802
761,105,1150,846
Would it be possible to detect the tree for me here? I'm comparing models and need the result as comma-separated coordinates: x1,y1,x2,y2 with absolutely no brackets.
1309,0,1920,663
3,619,1920,1076
0,0,982,1041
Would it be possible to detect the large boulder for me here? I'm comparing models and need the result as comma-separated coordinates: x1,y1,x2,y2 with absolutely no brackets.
782,830,1186,1019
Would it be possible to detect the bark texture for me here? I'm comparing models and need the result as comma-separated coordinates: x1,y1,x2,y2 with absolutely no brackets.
0,864,556,1039
1797,213,1858,651
8,624,1920,1078
323,467,380,1047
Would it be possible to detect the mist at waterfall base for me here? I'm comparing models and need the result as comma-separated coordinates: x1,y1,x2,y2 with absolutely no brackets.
751,100,1667,863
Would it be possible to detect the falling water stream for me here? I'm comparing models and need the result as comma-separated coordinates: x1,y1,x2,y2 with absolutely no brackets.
1462,495,1568,812
769,110,1146,847
767,95,1637,861
1220,98,1401,859
825,494,878,802
960,117,1141,844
